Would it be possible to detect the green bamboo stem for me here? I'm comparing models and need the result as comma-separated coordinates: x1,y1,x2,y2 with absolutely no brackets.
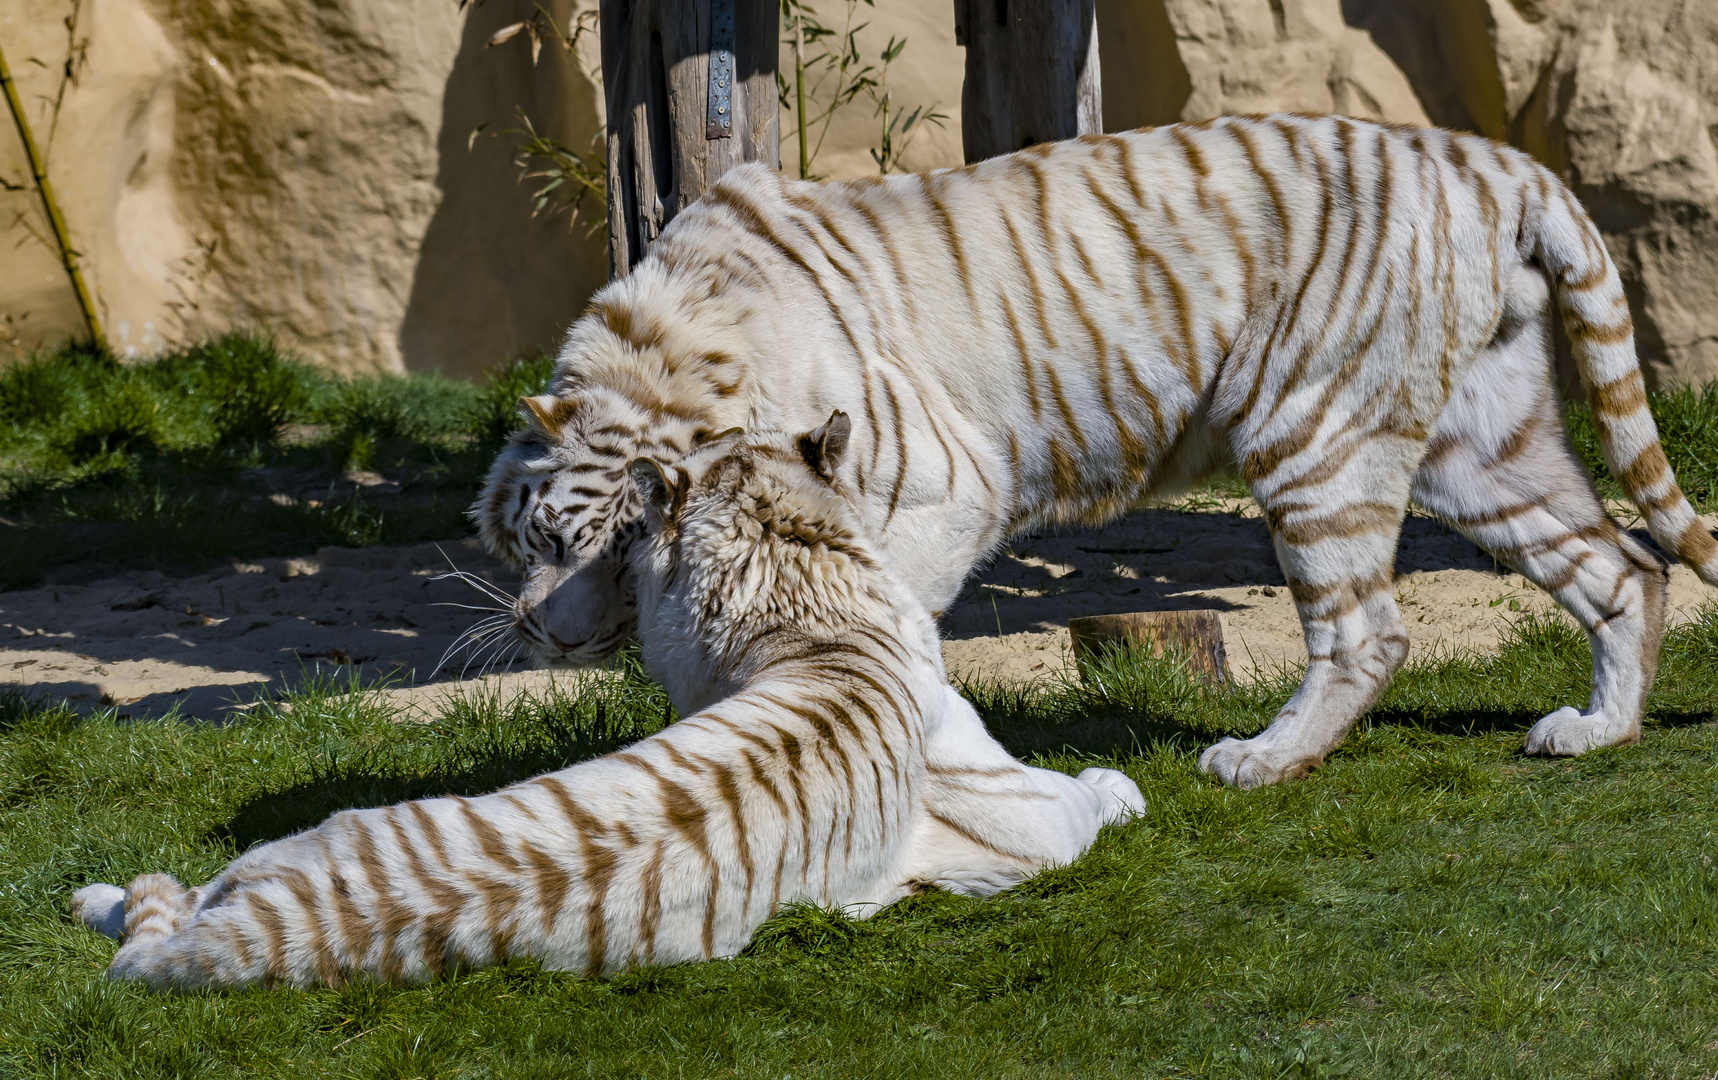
0,37,104,350
792,8,808,180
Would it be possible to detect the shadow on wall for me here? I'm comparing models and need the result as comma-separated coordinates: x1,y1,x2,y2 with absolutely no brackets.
1096,0,1192,130
400,1,610,378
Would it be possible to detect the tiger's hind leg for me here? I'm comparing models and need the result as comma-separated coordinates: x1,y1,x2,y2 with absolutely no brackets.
1411,268,1668,756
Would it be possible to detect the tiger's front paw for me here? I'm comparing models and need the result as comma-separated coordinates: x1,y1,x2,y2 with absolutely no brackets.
1198,737,1319,790
1523,706,1640,757
1077,767,1145,822
71,883,127,940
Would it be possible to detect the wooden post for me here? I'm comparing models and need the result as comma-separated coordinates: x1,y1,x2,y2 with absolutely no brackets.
600,0,779,278
954,0,1101,163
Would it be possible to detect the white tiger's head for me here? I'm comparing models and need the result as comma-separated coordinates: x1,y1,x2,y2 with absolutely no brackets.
472,385,717,666
471,265,760,667
626,411,934,711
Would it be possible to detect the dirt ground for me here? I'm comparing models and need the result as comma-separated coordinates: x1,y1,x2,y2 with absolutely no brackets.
3,502,1713,719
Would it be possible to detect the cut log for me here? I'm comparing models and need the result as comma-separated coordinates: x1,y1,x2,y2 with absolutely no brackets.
954,0,1101,162
1068,610,1228,684
600,0,779,277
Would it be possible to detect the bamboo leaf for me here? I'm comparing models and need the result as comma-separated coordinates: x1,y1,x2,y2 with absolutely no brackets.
486,21,527,47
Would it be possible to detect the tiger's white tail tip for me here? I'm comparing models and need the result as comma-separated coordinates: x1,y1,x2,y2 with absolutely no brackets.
71,883,127,940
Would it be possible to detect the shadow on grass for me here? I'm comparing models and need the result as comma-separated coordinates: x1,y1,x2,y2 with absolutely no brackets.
972,609,1718,761
216,714,639,850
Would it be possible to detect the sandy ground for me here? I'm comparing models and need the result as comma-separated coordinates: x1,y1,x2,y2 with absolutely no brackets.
3,503,1712,719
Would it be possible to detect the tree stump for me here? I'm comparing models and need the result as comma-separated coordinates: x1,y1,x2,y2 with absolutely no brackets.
600,0,779,277
1068,610,1228,684
954,0,1102,162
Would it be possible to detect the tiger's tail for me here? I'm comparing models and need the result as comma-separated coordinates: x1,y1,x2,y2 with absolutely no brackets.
1527,167,1718,587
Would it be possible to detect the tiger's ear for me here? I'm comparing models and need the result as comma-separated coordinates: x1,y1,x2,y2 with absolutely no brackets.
519,394,572,435
629,457,679,513
797,410,851,484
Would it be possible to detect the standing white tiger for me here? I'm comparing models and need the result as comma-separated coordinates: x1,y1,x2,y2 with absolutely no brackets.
478,114,1718,788
72,422,1142,990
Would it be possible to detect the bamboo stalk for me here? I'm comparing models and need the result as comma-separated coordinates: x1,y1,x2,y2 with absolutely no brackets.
0,38,104,350
792,7,808,180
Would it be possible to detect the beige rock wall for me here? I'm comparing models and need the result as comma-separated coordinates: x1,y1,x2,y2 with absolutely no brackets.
1331,0,1718,387
3,0,1717,385
2,0,609,376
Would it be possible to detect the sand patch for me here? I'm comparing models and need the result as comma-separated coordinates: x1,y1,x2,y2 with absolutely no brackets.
2,505,1712,718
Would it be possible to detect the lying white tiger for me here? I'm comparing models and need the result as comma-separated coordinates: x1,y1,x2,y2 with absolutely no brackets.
71,420,1143,990
478,114,1717,789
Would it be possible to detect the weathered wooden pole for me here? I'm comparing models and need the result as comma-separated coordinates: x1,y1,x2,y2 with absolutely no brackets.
599,0,779,278
955,0,1101,163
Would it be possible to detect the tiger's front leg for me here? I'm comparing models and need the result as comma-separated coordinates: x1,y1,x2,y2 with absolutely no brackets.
897,687,1143,895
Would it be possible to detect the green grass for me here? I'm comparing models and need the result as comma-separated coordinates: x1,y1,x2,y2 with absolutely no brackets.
0,335,553,590
4,612,1718,1078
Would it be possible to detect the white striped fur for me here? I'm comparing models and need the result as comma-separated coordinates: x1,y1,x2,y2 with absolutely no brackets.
477,114,1718,786
72,423,1143,990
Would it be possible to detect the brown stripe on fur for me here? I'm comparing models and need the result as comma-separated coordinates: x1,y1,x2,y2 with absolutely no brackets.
1618,444,1673,499
1001,296,1044,421
527,774,620,973
882,378,910,526
279,866,341,985
521,840,571,933
388,810,462,979
917,172,983,321
344,816,411,983
1001,213,1061,352
1273,500,1403,547
244,892,291,986
1264,128,1342,413
851,197,920,324
1589,372,1648,418
707,760,757,911
1562,257,1609,292
458,799,522,874
703,185,872,367
1040,361,1089,452
473,873,525,962
775,727,816,880
926,808,1032,862
637,840,665,965
701,868,721,960
1679,518,1718,566
1106,139,1204,392
1227,122,1291,258
1567,315,1634,347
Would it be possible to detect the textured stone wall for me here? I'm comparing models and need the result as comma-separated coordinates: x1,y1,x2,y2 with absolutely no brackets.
3,0,1715,384
1,0,609,376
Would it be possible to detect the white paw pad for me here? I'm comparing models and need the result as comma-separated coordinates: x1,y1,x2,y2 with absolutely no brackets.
1078,767,1145,821
1199,737,1318,790
71,883,127,940
1523,706,1637,757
